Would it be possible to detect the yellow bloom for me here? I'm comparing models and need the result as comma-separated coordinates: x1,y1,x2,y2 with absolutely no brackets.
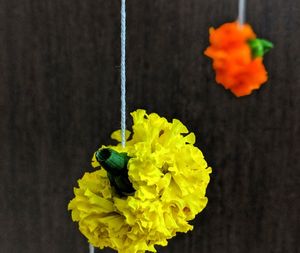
68,109,212,253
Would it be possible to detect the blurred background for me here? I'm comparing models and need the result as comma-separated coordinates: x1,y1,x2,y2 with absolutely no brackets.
0,0,299,252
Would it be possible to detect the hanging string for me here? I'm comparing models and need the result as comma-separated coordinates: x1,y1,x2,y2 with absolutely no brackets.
121,0,127,148
238,0,246,25
89,243,94,253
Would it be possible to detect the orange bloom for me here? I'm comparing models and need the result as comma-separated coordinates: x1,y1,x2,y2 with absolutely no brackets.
204,22,270,97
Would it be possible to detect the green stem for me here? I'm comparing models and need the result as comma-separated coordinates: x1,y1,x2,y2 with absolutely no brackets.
248,38,274,58
95,148,134,195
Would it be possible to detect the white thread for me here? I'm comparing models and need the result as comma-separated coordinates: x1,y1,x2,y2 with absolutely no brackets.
89,243,94,253
121,0,126,148
238,0,246,25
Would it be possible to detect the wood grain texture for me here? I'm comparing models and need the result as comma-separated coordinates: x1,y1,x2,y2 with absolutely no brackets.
0,0,299,252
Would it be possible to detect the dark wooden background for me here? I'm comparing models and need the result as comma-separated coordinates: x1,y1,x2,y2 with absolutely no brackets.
0,0,299,252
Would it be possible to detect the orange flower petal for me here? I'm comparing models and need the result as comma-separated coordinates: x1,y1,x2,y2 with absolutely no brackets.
205,22,269,97
209,22,256,49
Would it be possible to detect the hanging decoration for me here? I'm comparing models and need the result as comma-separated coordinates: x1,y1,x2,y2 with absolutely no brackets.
68,110,211,253
68,0,211,252
204,0,274,97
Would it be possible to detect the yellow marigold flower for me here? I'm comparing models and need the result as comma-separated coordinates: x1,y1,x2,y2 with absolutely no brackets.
68,109,212,253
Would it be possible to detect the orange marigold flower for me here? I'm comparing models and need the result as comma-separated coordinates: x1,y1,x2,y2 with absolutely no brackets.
204,22,273,97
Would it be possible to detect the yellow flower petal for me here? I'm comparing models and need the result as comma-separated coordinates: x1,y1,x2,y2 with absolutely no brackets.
111,129,131,142
68,109,211,253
